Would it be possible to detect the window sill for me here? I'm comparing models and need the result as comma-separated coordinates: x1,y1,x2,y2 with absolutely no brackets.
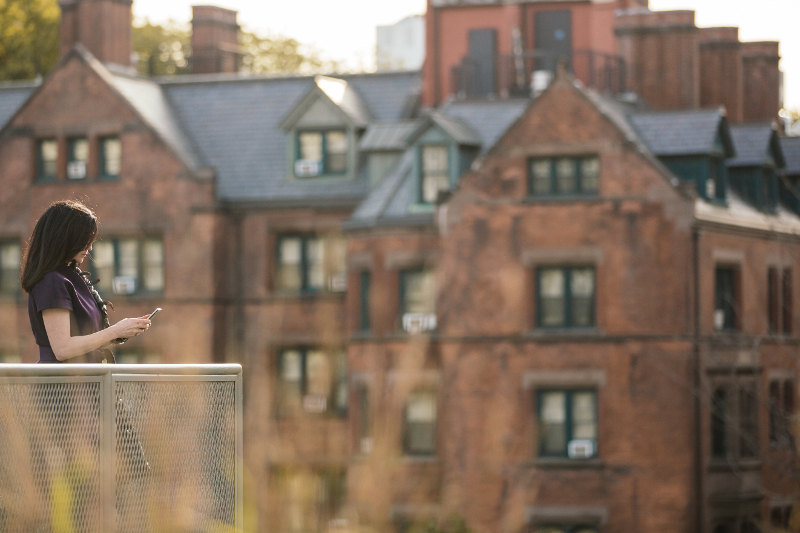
525,194,599,203
526,328,602,340
532,457,604,469
400,455,439,464
707,458,761,472
267,291,346,301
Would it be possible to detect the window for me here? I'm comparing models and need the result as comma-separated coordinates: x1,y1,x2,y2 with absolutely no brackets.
529,156,599,196
0,353,21,364
783,268,793,334
0,241,20,296
770,505,792,531
714,266,739,331
537,266,595,328
404,390,437,456
271,467,346,533
275,234,346,293
537,389,597,458
90,237,164,295
770,267,780,333
296,130,348,176
67,137,88,180
359,271,371,332
769,379,794,447
710,381,760,460
37,139,57,181
355,383,372,454
400,268,436,332
769,267,792,334
100,136,121,179
277,349,347,417
711,388,727,458
115,350,161,364
420,145,449,204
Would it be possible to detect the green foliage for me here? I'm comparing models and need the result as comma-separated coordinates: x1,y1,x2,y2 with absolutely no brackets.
132,20,190,77
239,30,341,75
0,0,60,81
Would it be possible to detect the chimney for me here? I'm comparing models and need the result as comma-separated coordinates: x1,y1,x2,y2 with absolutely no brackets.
59,0,133,66
615,9,699,111
741,41,781,123
699,27,743,123
191,5,240,75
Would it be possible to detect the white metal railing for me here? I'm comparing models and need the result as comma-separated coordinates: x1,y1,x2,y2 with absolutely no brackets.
0,364,243,532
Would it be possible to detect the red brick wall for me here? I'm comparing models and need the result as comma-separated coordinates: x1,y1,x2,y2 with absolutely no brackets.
699,27,743,123
741,41,781,124
191,5,240,75
59,0,133,66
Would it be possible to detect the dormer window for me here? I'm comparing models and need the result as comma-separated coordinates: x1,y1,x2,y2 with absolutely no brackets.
67,138,88,180
296,130,348,177
421,145,449,203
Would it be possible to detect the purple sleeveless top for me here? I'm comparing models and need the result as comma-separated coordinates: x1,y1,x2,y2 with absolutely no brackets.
28,267,103,363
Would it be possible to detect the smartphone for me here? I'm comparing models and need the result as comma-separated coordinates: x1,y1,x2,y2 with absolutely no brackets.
147,308,162,319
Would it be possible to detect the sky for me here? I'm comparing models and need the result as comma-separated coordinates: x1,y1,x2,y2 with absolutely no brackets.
131,0,799,111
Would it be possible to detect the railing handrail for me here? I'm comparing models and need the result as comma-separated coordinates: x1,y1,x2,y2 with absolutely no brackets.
0,363,242,377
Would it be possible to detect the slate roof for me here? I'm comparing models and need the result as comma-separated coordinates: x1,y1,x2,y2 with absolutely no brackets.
360,120,420,151
162,70,421,201
727,124,785,168
440,99,529,153
627,108,734,157
410,111,482,146
780,137,800,176
0,81,37,130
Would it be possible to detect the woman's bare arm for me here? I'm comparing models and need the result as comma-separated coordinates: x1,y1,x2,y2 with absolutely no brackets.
42,309,150,362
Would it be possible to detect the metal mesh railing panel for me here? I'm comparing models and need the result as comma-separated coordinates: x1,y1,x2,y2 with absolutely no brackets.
0,381,102,533
115,380,236,532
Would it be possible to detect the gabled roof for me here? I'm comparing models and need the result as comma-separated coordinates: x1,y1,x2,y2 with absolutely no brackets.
780,137,800,176
163,70,420,201
727,124,785,168
0,81,37,131
278,75,372,130
360,120,420,152
407,111,482,147
439,99,529,154
627,108,735,157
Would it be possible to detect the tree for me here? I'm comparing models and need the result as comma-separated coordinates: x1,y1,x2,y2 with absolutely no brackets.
0,0,60,81
239,30,341,75
132,20,191,77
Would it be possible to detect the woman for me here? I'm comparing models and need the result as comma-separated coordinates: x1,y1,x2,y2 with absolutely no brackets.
21,200,150,363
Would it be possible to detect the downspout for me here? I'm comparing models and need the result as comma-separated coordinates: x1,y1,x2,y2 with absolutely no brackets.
692,226,704,533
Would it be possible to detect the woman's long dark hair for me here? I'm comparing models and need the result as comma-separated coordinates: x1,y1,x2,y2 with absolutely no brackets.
21,200,98,293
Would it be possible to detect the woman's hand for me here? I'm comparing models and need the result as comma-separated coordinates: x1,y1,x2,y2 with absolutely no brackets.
110,316,151,338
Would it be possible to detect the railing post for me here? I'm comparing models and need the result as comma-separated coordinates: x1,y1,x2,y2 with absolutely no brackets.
101,367,116,532
235,370,244,531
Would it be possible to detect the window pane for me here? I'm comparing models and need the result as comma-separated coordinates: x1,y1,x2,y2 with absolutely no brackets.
572,392,597,440
299,132,323,162
739,384,758,457
0,243,20,294
306,238,325,290
422,146,449,203
67,138,88,179
142,239,164,292
403,270,436,314
539,268,565,327
711,389,727,457
92,241,115,292
531,159,551,195
102,137,121,176
334,353,348,414
325,131,347,173
39,140,57,178
280,351,303,415
571,268,595,327
580,157,599,192
117,239,139,279
277,237,302,290
306,350,331,398
326,236,346,279
555,158,576,193
540,391,566,455
407,392,436,454
715,267,737,330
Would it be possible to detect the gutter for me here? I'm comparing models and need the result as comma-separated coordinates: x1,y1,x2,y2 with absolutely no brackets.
692,226,705,533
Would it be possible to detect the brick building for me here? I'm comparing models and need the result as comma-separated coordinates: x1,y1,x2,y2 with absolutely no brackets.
0,0,798,532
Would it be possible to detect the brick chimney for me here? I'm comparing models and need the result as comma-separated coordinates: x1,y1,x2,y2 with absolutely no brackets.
741,41,781,123
615,9,699,111
191,5,240,75
699,27,743,123
59,0,133,66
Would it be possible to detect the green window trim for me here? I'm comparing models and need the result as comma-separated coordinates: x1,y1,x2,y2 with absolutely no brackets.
529,156,600,197
418,144,450,205
536,388,598,459
294,129,348,177
536,266,596,329
36,139,58,182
